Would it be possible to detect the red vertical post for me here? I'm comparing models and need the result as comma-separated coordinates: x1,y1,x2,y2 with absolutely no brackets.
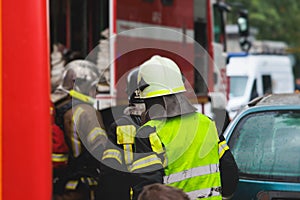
206,0,214,92
0,0,2,198
110,0,117,91
2,0,51,199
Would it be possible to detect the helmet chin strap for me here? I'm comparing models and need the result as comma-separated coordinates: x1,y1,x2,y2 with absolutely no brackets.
57,86,95,105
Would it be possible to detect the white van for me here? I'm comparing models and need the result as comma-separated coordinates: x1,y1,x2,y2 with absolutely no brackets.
226,54,294,119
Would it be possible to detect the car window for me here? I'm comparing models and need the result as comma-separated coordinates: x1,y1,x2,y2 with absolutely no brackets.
250,79,258,100
262,75,272,94
228,110,300,182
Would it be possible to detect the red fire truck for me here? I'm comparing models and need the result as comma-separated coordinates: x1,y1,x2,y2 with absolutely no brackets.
1,0,230,199
97,0,230,114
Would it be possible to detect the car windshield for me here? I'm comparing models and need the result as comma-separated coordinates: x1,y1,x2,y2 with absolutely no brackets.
229,76,248,98
228,110,300,182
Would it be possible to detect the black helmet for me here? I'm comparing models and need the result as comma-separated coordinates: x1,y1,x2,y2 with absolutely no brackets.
126,67,143,104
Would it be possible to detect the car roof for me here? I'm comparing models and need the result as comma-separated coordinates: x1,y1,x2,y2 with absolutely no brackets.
230,93,300,122
224,93,300,139
249,93,300,107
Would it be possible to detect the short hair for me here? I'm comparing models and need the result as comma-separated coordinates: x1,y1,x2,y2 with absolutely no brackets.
138,183,190,200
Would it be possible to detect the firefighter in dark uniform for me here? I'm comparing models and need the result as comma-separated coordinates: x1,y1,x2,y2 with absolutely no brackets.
128,55,238,200
53,59,108,200
98,67,147,200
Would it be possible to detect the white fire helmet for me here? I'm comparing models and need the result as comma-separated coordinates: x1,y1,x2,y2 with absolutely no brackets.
61,59,100,95
137,55,186,99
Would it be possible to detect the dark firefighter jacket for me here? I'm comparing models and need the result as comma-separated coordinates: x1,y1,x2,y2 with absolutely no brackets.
55,98,107,193
98,105,143,200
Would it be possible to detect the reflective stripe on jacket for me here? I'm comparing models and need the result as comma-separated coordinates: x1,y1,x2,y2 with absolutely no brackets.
144,112,222,200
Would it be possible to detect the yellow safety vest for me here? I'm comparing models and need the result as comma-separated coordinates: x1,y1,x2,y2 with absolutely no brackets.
144,112,222,200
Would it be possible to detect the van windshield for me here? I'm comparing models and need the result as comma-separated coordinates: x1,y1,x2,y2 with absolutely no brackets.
229,76,248,98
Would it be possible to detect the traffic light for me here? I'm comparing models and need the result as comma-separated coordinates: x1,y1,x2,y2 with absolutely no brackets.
237,9,249,37
237,9,251,52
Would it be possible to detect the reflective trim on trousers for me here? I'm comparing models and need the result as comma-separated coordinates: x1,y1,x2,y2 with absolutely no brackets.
163,163,219,184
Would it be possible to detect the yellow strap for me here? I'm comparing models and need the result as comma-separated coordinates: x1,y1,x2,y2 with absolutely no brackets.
123,144,133,164
130,187,133,200
69,90,95,105
149,132,164,154
124,144,133,164
116,125,136,144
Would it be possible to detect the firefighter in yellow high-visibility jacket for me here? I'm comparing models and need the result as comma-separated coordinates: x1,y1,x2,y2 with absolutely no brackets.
129,55,238,200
